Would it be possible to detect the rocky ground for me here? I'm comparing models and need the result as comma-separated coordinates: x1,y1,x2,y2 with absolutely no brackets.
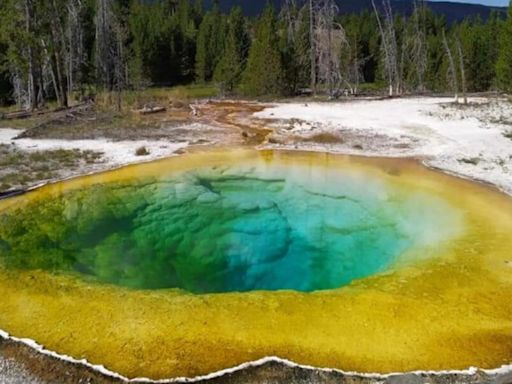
1,95,512,383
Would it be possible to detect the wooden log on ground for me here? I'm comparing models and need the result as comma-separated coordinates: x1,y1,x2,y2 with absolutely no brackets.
4,110,34,120
3,103,91,120
134,106,166,115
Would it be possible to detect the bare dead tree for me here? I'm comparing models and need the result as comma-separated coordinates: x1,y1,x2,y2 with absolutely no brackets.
393,0,428,93
344,55,369,95
95,0,126,109
383,0,400,95
24,0,39,110
113,18,126,111
10,68,28,108
442,29,458,102
372,0,392,96
4,0,85,110
66,0,86,100
340,54,368,95
284,0,347,97
295,0,347,98
95,0,111,89
407,0,428,92
33,0,85,109
400,34,407,93
309,0,317,95
46,0,69,107
371,0,401,96
339,22,371,95
40,38,60,103
314,0,344,97
281,0,311,93
455,37,467,105
282,0,299,42
284,0,342,96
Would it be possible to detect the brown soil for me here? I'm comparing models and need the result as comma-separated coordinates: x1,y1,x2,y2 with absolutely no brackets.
10,101,272,145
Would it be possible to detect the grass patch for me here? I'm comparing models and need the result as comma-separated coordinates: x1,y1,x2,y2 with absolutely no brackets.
167,84,219,100
96,85,219,111
357,82,387,93
503,131,512,140
2,85,217,135
0,144,103,191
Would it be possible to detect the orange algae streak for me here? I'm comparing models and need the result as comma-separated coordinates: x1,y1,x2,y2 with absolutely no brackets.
0,150,512,379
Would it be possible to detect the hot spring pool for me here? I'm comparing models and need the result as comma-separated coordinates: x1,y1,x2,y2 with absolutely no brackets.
0,152,462,293
0,150,511,379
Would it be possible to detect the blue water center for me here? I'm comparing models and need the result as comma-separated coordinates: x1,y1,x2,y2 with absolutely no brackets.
0,157,459,293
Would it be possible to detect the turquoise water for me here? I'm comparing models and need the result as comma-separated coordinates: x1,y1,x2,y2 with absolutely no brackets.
0,161,459,293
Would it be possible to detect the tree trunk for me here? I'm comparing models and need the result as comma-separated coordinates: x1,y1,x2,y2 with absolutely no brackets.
456,38,467,105
41,39,61,104
412,0,427,92
309,0,316,95
442,30,459,102
327,18,333,96
25,0,38,111
50,0,68,107
372,0,395,97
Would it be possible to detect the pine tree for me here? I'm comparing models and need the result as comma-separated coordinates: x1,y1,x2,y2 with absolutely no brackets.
240,4,284,96
176,0,199,82
424,12,448,91
213,7,248,94
497,1,512,92
0,42,12,105
280,2,311,95
194,1,225,83
194,12,210,83
454,17,497,92
193,0,204,24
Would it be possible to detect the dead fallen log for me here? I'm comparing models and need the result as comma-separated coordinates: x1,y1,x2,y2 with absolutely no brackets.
0,189,26,200
3,103,92,121
4,110,36,120
133,105,166,115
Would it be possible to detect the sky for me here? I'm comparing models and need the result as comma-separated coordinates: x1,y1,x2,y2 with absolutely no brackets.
430,0,509,6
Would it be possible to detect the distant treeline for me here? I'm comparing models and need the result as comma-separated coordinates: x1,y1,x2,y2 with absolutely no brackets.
201,0,507,22
0,0,511,110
